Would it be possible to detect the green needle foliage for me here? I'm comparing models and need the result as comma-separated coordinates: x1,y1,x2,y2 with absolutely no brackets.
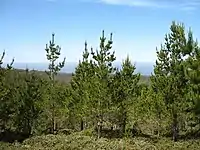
90,30,116,138
184,31,200,133
70,41,95,131
150,21,198,141
0,50,14,69
0,51,14,132
111,56,140,136
45,33,66,134
14,69,46,136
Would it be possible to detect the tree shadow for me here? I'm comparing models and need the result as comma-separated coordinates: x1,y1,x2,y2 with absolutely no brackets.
0,130,30,143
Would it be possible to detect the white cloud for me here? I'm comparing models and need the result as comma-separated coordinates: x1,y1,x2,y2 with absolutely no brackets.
100,0,165,7
90,0,200,11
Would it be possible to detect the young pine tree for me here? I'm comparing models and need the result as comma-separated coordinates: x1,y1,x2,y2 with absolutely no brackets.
0,51,14,131
184,31,200,132
15,69,45,136
151,22,191,141
90,30,116,138
70,41,94,130
111,56,140,136
45,33,66,134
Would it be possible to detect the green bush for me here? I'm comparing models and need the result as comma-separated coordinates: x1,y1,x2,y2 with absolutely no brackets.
1,133,200,150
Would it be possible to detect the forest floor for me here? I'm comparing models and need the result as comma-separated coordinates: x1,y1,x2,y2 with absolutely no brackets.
1,131,200,150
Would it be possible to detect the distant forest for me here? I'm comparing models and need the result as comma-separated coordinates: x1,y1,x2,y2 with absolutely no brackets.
12,68,151,84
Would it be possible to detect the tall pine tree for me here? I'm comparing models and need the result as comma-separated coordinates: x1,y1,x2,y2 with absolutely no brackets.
90,30,116,138
45,33,66,134
151,22,191,141
70,41,94,130
184,31,200,133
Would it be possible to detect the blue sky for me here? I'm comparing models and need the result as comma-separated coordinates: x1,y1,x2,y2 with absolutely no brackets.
1,0,200,63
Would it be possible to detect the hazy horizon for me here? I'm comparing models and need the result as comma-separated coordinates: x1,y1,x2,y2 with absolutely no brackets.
3,61,155,75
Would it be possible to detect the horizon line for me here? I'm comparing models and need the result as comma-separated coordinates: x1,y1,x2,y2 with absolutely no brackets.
3,61,155,64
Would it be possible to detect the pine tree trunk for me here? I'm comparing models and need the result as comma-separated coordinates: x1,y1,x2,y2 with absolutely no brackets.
97,115,103,139
52,102,56,134
172,110,178,142
156,103,162,137
51,71,56,135
97,121,101,139
69,110,75,130
121,110,127,137
53,107,56,134
81,118,84,131
27,119,31,135
97,99,103,139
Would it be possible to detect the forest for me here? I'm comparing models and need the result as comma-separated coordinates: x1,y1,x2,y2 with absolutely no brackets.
1,21,200,149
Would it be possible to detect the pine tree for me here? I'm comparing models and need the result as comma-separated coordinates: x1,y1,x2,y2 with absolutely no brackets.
111,56,140,136
15,69,45,136
0,51,14,131
90,30,116,138
45,33,66,134
150,22,191,141
184,31,200,132
70,41,94,130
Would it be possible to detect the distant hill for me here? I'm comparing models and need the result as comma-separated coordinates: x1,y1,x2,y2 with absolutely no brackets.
3,61,153,84
7,61,154,75
12,68,150,84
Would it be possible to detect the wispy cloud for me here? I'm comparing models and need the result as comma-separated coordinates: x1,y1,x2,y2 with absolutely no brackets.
99,0,167,8
89,0,200,11
47,0,200,11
